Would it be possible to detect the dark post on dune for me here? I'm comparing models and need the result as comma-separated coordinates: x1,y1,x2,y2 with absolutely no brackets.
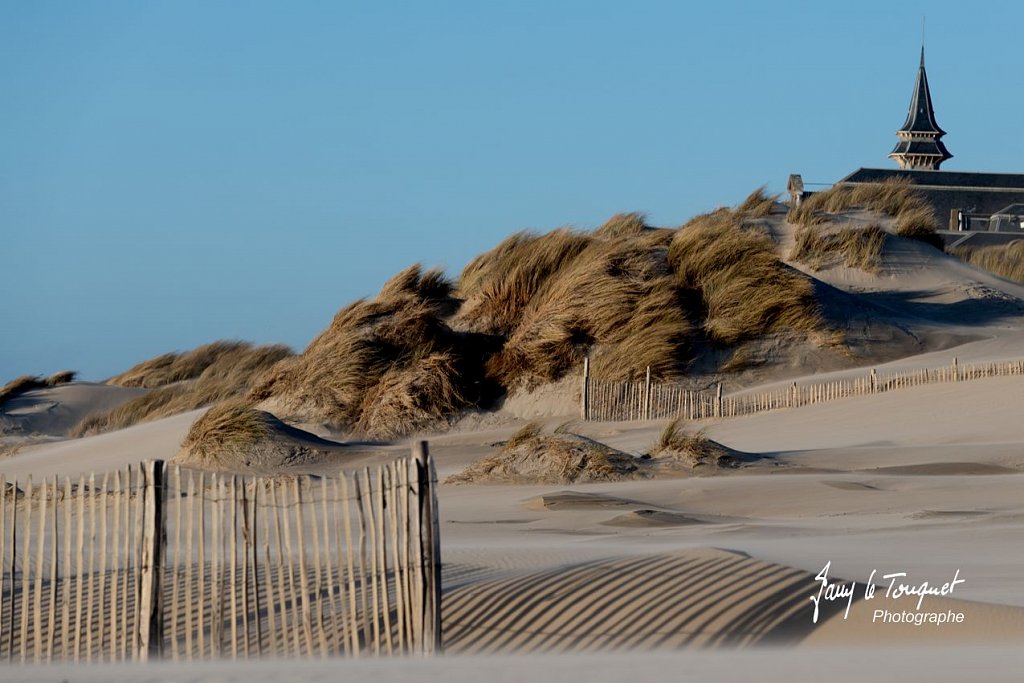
138,460,166,661
414,441,443,653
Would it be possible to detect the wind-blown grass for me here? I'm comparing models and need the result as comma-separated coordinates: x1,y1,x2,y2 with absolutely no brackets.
736,187,779,218
791,224,887,273
71,342,292,436
669,210,823,344
789,178,943,250
248,264,490,438
0,371,78,408
951,240,1024,283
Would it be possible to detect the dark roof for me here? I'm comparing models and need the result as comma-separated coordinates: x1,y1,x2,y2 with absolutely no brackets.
898,48,946,135
839,168,1024,190
889,137,952,158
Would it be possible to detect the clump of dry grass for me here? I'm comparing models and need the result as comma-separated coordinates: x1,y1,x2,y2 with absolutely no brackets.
505,421,542,449
179,401,275,462
951,241,1024,283
0,371,78,408
788,179,942,250
482,232,691,387
791,224,887,273
175,400,343,472
736,186,778,218
893,206,944,249
108,340,279,388
456,229,595,336
446,431,639,485
648,419,739,469
71,342,292,437
669,209,823,344
595,212,648,238
248,264,486,439
47,370,77,385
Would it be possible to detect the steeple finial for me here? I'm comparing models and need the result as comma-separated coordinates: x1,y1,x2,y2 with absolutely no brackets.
921,16,926,66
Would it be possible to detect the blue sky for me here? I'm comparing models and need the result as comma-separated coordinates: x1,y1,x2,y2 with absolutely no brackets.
3,1,1023,382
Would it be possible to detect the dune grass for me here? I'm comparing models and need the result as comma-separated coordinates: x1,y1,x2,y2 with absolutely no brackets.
248,202,835,439
447,431,639,485
0,371,78,408
649,419,737,468
791,224,887,273
175,400,290,470
789,178,943,250
669,209,823,345
506,421,542,449
736,186,779,218
951,240,1024,283
481,230,691,387
595,212,648,238
248,264,488,439
71,342,291,436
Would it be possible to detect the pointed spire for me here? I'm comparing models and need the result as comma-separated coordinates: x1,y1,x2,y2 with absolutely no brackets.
889,46,952,170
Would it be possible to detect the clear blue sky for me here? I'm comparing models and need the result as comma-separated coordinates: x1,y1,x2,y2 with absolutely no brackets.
3,1,1022,382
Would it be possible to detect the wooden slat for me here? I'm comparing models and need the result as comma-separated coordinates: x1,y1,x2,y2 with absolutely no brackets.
29,476,46,663
360,469,380,654
319,477,340,654
196,471,206,660
0,475,5,662
109,471,120,661
228,476,238,660
184,471,196,660
19,475,33,663
291,477,315,656
170,466,182,660
46,478,58,661
307,477,329,656
6,478,17,663
95,473,109,661
276,479,299,655
259,480,278,656
375,465,393,654
249,480,262,657
238,479,250,657
211,473,223,657
338,474,360,656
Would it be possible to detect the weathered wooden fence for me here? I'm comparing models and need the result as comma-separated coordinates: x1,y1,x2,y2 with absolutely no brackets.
582,356,1024,422
0,443,441,663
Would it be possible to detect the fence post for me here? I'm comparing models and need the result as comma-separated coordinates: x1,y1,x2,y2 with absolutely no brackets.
870,369,877,393
643,367,652,420
581,358,590,420
136,460,166,662
952,356,959,381
715,383,723,418
413,442,442,654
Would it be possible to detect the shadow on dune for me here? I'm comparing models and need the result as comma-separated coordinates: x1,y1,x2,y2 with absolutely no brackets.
441,548,846,653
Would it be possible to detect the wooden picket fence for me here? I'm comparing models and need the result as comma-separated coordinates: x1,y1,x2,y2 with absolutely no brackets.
582,356,1024,422
0,443,441,663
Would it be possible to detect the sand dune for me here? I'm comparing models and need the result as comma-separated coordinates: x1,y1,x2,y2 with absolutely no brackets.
442,548,1024,653
0,382,146,438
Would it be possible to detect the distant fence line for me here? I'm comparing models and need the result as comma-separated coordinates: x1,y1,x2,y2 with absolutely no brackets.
581,357,1024,422
0,444,441,663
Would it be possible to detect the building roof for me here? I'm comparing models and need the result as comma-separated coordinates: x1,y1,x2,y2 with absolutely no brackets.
839,168,1024,190
898,48,946,136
